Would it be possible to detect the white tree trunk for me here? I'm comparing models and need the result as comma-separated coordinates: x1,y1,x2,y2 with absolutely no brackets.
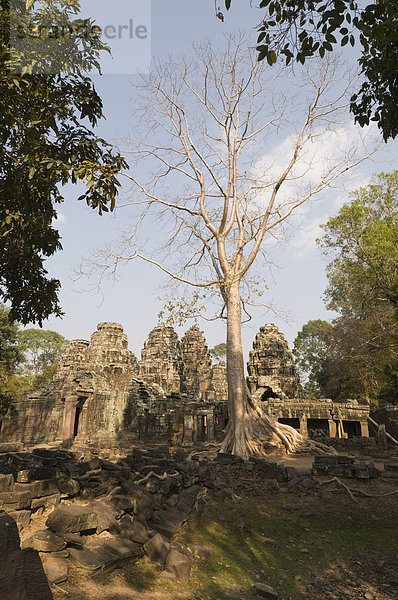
220,281,327,459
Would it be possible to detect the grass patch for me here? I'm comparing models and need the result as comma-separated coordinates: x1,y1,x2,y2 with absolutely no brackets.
159,491,398,600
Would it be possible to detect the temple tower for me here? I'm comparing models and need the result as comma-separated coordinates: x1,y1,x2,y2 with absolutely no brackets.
139,326,183,395
180,325,212,399
247,323,299,400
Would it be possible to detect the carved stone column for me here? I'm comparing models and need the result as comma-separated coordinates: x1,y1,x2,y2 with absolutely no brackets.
299,414,308,437
360,420,369,437
62,398,77,446
182,414,194,447
328,420,337,438
207,414,215,443
196,415,204,442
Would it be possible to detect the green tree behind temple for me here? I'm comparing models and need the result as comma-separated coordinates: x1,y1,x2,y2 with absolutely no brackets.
293,310,397,404
0,304,24,411
18,329,68,378
320,171,398,314
0,304,69,411
210,343,227,365
294,172,398,406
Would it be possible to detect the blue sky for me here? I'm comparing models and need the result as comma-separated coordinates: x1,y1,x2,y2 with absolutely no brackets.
40,0,398,363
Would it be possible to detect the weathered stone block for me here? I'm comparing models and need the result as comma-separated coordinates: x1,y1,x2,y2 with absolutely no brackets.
120,516,151,544
151,520,179,541
254,582,279,599
24,529,66,553
328,466,355,478
107,494,135,514
31,493,61,510
381,470,398,479
89,500,120,534
42,556,69,585
165,548,193,583
0,473,14,492
14,479,59,498
68,546,109,572
16,467,58,483
7,510,31,531
384,462,398,472
57,477,80,497
143,533,170,564
87,537,143,562
46,505,98,534
0,490,32,510
120,481,155,517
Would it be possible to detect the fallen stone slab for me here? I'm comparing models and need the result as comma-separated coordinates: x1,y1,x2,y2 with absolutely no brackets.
155,507,189,525
89,500,120,534
254,582,279,599
217,453,243,465
106,494,135,514
120,515,151,544
24,529,66,553
61,532,86,547
46,505,98,534
87,536,144,562
120,481,156,517
187,544,214,558
150,519,180,541
384,461,398,472
42,556,69,585
69,546,111,572
381,470,398,479
165,548,193,583
143,533,170,564
298,477,318,490
178,487,200,508
0,547,53,600
101,460,120,472
16,467,58,483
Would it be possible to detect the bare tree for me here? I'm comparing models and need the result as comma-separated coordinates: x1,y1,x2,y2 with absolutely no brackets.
84,35,374,458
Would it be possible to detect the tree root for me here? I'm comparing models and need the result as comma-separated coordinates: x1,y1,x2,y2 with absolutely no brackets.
134,470,180,485
319,476,360,503
221,399,335,459
319,476,398,501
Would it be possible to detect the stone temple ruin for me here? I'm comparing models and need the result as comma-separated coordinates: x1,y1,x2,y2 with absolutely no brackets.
0,322,372,449
247,324,370,440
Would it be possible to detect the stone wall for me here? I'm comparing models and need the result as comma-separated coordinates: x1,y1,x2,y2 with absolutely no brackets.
263,397,369,438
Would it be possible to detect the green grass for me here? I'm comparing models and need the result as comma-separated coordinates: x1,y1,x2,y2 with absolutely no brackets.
152,492,398,600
